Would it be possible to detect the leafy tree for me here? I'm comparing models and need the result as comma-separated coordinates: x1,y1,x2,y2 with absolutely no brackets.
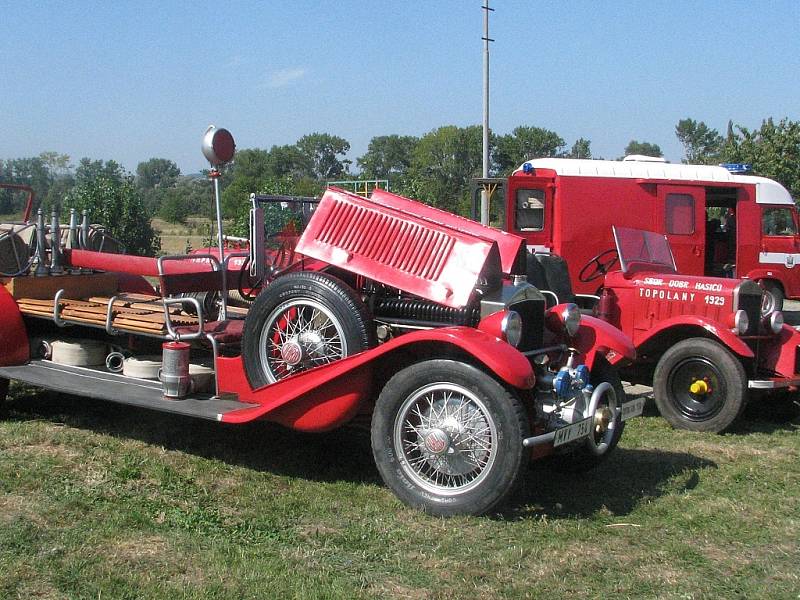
495,126,565,173
158,187,190,224
38,152,72,176
296,133,351,180
74,158,125,187
136,158,180,190
357,135,419,180
567,138,592,159
405,125,483,214
0,156,54,214
721,117,800,199
65,171,159,256
623,140,663,158
675,118,723,164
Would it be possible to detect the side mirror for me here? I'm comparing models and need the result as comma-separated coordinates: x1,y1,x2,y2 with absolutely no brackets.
201,125,236,166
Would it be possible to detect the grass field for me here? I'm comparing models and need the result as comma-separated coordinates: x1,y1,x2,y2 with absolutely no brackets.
1,383,798,599
151,217,214,256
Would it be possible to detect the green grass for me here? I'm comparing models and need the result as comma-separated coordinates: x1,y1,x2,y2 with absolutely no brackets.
1,386,799,599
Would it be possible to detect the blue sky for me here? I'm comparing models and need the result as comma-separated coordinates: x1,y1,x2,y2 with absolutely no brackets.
2,1,799,175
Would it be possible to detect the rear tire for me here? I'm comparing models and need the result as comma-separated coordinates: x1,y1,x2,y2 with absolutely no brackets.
242,272,373,387
653,338,747,433
371,360,529,516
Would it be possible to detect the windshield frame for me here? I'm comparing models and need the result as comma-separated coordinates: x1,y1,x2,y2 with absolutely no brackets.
612,225,678,275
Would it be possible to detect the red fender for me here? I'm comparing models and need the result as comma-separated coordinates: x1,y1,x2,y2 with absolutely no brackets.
756,324,800,378
742,269,787,289
0,286,29,366
216,327,535,430
572,314,637,369
635,315,754,359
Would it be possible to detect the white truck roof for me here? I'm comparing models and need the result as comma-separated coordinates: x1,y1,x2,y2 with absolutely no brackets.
514,158,794,206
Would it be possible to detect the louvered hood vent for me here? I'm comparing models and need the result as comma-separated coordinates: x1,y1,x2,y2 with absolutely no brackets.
295,188,506,308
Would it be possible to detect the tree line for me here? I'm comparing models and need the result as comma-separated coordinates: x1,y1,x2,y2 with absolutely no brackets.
1,117,798,253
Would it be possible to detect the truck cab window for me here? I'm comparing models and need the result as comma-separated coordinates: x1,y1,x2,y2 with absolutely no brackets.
515,189,545,231
665,193,695,235
762,207,797,236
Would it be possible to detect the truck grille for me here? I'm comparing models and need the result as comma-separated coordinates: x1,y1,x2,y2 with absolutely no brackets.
509,297,545,352
733,280,762,336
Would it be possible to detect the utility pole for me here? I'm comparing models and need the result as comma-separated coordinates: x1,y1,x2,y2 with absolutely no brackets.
480,1,494,226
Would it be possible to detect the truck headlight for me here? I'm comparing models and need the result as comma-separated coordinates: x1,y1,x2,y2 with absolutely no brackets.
733,309,749,335
501,311,523,347
768,311,784,334
562,303,581,337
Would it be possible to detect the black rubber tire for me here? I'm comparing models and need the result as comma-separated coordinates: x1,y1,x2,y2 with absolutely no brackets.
371,360,529,516
653,338,747,433
0,377,9,419
548,358,626,472
242,271,374,387
762,281,785,314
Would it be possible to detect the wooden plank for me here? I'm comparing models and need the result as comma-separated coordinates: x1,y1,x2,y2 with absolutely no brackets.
89,293,161,304
114,318,164,332
4,273,118,300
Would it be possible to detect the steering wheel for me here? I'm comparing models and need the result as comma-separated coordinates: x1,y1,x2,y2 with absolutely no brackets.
579,249,619,282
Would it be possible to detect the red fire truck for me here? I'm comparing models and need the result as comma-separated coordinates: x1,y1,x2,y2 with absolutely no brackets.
0,130,640,516
526,225,800,433
476,157,800,311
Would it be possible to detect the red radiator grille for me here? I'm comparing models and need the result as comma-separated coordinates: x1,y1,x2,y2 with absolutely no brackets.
316,201,455,280
296,188,501,308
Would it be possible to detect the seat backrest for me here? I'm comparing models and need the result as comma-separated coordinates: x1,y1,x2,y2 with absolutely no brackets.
530,253,577,305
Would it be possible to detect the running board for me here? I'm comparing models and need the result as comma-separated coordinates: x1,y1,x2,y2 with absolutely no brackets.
0,360,258,421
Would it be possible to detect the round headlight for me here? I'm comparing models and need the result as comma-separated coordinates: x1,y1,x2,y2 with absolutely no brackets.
733,309,749,335
769,311,784,334
561,303,581,337
501,310,523,348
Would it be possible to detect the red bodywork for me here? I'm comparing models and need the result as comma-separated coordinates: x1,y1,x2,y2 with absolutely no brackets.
215,327,535,431
602,269,800,384
503,165,800,299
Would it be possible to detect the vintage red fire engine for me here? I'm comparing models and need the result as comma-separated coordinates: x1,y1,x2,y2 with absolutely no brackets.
526,225,800,433
0,128,639,516
475,156,799,311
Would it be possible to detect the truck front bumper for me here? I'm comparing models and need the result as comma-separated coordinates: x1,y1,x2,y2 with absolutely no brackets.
748,376,800,389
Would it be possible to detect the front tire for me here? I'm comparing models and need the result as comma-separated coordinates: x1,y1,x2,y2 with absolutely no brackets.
653,338,747,433
371,360,529,516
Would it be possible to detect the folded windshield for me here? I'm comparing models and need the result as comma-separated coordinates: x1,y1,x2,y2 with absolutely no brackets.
612,226,677,274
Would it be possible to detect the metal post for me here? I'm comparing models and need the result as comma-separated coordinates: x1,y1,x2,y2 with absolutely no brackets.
34,209,49,277
50,210,63,275
210,168,227,321
481,1,494,225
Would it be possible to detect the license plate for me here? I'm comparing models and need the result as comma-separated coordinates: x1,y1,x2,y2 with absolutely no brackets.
553,417,592,447
621,397,646,421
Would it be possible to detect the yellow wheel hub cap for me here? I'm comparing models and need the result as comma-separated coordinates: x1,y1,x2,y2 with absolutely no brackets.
689,379,709,395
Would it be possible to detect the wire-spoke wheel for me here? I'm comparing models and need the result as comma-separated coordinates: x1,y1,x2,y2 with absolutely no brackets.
394,382,498,495
259,298,347,381
242,272,373,387
372,360,528,516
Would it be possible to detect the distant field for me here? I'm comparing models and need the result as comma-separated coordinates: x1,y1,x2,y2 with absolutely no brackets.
151,217,214,255
1,384,798,599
